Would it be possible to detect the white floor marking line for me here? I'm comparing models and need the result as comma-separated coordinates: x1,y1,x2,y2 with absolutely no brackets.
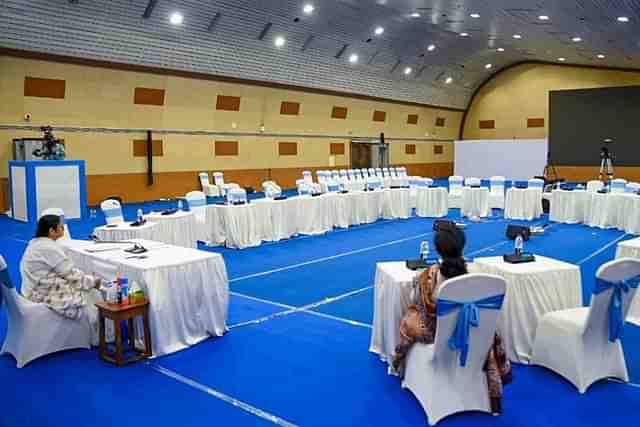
230,230,436,283
149,364,299,427
576,233,629,265
607,378,640,388
230,291,295,310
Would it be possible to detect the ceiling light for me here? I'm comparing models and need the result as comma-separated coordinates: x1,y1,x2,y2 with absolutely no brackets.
572,36,582,42
497,47,505,52
303,4,314,14
349,53,359,63
445,77,453,84
617,16,629,22
512,34,522,39
470,13,480,18
597,54,606,59
460,32,469,37
558,57,566,62
169,12,183,25
410,12,420,18
404,67,412,75
427,44,436,51
374,26,384,35
538,15,550,20
274,36,286,47
485,63,493,69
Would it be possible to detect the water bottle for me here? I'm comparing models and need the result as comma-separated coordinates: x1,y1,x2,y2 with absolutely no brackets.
120,277,129,306
420,241,429,260
515,234,524,256
136,208,143,223
177,199,183,211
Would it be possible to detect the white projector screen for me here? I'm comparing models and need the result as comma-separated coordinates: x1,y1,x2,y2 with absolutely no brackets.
454,139,548,180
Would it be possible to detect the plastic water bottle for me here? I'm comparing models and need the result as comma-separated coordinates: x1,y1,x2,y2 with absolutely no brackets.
420,241,429,260
515,234,524,256
136,208,143,223
120,277,129,306
177,199,183,211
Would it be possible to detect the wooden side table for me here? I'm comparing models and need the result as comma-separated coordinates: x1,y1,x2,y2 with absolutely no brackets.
95,300,152,366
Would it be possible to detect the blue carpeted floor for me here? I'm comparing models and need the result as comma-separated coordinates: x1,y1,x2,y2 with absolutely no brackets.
0,189,639,426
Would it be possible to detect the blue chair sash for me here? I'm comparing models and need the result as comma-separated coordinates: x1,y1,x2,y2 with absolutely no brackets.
188,198,206,208
594,274,640,342
0,268,15,308
437,294,505,367
103,207,123,219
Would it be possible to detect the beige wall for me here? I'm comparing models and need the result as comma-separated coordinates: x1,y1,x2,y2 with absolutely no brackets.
0,55,461,179
462,63,640,140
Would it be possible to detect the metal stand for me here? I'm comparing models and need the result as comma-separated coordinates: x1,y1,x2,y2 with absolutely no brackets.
599,156,614,181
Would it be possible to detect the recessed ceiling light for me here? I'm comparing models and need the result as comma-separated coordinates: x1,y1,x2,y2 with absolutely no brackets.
597,54,606,59
460,32,469,37
512,34,522,39
404,67,412,75
303,4,314,14
497,47,505,52
410,12,420,18
169,12,183,25
274,36,286,47
470,13,480,18
485,63,493,69
572,36,582,42
617,16,629,22
558,57,566,62
427,44,436,51
349,53,359,63
374,26,384,35
445,77,453,84
538,15,550,20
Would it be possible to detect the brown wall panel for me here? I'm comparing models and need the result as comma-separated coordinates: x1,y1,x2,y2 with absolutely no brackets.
214,140,239,156
407,114,419,125
132,140,163,157
280,101,300,115
24,76,66,99
554,166,640,182
216,95,241,111
373,110,386,122
330,143,345,155
435,117,446,127
279,142,298,156
405,144,416,154
0,178,7,211
434,145,444,155
134,87,165,106
479,119,495,129
331,106,348,119
527,117,545,128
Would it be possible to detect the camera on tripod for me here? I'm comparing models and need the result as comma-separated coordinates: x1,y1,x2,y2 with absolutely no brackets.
31,126,65,160
599,138,614,180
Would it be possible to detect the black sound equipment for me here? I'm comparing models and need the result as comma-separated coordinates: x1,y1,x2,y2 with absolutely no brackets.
506,224,531,241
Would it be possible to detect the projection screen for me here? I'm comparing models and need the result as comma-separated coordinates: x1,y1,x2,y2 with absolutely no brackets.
454,139,548,180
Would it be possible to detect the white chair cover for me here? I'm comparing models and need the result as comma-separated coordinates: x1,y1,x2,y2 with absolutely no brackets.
227,188,248,204
262,181,282,198
331,171,340,181
347,169,356,182
100,199,124,225
39,208,71,239
448,176,464,209
302,170,314,184
315,170,325,183
625,182,640,193
528,178,545,190
365,168,374,179
399,167,408,177
199,172,220,197
382,168,390,178
366,177,383,191
339,170,348,182
213,172,240,196
402,274,507,425
375,168,383,177
586,180,604,193
610,179,627,193
488,176,505,209
465,177,481,187
531,258,640,393
186,190,208,242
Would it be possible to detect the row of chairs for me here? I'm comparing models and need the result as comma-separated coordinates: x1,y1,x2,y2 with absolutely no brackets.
447,176,544,210
307,167,409,183
198,172,241,197
586,179,640,193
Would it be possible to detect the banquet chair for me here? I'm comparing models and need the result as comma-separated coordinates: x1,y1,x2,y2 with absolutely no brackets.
100,199,124,225
402,273,507,425
448,176,464,209
0,255,92,368
331,171,340,182
227,188,248,204
199,172,220,197
375,168,383,178
39,208,71,239
315,170,326,183
382,167,390,178
488,176,505,209
346,169,355,182
610,179,627,193
399,167,408,177
366,168,374,179
339,170,348,182
625,182,640,193
465,177,481,187
185,191,208,242
586,180,604,193
262,181,282,198
213,172,240,197
302,170,314,184
531,258,640,393
366,176,383,191
528,178,545,191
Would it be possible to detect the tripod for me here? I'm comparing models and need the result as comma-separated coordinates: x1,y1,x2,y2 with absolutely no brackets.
599,156,614,181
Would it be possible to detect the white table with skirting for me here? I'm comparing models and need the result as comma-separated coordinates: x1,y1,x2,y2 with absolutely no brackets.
94,221,160,242
549,189,589,224
144,211,198,249
415,187,448,218
208,204,262,249
504,188,543,221
252,197,300,242
461,187,490,218
381,188,411,220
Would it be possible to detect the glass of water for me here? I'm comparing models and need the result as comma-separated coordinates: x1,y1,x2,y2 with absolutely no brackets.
90,208,97,219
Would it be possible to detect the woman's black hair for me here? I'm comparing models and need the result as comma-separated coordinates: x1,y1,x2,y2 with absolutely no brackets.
434,225,467,279
35,215,61,238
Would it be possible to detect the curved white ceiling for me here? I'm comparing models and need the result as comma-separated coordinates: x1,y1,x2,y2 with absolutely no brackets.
1,0,639,109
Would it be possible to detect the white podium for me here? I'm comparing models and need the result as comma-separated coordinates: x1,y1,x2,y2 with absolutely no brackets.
9,160,87,223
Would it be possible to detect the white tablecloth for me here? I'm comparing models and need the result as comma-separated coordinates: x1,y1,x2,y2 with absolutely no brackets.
550,189,589,224
505,188,543,220
369,262,419,363
619,194,640,234
94,222,160,242
144,211,198,249
60,239,229,357
252,198,300,241
357,190,384,224
415,187,448,218
473,255,582,363
381,189,411,220
209,204,262,249
585,193,640,234
616,238,640,326
294,195,335,235
461,187,489,218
